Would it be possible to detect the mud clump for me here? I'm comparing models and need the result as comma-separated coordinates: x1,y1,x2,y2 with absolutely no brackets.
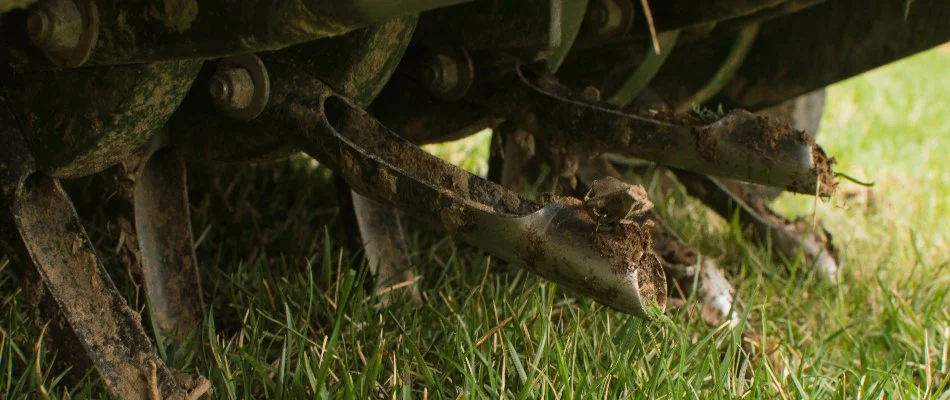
753,114,790,152
588,220,654,275
810,146,838,197
587,218,666,309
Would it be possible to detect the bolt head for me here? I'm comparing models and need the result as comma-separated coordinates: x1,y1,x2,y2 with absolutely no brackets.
423,64,441,87
26,0,83,52
27,8,53,46
422,54,461,96
209,67,255,111
208,75,231,104
589,5,608,28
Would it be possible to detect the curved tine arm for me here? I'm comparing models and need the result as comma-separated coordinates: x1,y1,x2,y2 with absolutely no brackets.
467,60,836,196
279,80,667,318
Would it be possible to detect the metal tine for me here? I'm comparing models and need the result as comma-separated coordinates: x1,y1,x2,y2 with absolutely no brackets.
113,132,206,340
0,102,206,399
464,57,837,196
262,71,667,317
576,157,774,366
351,193,420,301
671,169,840,283
576,157,745,326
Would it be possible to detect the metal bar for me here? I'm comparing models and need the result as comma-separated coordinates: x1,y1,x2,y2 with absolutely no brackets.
716,0,950,110
2,0,469,70
0,102,203,398
252,72,667,317
168,52,668,315
351,193,419,300
470,61,837,195
11,176,198,399
114,139,206,339
649,217,743,327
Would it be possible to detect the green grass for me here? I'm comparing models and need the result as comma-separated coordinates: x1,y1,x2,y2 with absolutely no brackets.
1,48,948,399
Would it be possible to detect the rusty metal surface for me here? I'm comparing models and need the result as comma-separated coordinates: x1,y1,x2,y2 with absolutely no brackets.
0,0,466,70
3,60,201,178
673,169,839,282
0,99,201,399
113,137,205,339
466,60,836,195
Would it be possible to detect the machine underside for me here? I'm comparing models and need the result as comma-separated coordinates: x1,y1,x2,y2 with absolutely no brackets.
0,0,947,397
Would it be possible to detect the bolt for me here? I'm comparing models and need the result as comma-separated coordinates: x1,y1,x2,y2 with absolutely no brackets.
208,68,255,111
586,0,632,37
588,4,608,28
580,86,602,103
422,53,463,98
27,0,82,52
422,64,441,87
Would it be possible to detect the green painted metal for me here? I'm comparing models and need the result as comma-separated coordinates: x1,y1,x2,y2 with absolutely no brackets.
536,0,591,73
2,0,465,70
413,0,588,71
6,60,201,178
675,24,758,112
605,30,679,107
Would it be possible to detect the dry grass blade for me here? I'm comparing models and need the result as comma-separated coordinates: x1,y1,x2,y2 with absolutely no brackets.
639,0,661,54
475,316,513,348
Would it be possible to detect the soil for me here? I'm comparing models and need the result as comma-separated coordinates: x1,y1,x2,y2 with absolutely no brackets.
588,219,666,309
810,145,838,197
693,126,719,162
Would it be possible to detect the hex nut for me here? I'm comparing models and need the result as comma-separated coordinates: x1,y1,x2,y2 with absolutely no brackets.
27,0,82,52
209,68,255,111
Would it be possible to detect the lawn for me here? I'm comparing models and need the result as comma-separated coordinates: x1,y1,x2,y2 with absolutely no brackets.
0,47,947,399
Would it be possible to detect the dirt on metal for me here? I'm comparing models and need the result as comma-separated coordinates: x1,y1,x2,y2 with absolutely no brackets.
588,217,664,307
518,225,547,270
